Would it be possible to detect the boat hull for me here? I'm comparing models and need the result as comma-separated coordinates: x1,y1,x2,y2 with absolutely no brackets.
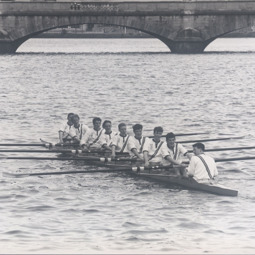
132,171,238,197
91,161,238,197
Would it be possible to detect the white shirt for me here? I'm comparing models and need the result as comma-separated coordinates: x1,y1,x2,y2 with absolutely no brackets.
128,136,149,157
81,128,106,149
143,139,169,163
187,154,218,182
69,124,89,141
111,134,130,153
163,143,188,164
59,122,72,138
102,131,118,146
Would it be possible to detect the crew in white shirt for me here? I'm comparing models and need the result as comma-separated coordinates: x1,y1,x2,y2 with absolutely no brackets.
143,127,189,169
185,142,218,183
128,124,148,160
81,117,106,151
58,112,74,144
143,126,170,167
111,123,130,158
162,132,192,166
101,120,118,151
69,114,89,145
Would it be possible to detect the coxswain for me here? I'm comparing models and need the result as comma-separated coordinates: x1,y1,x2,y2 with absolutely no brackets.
111,123,130,158
57,112,75,145
184,143,218,183
81,117,106,151
143,126,169,167
69,114,89,145
127,124,148,160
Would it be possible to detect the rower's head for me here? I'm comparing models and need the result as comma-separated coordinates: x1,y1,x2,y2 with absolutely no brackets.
153,126,163,141
72,114,80,128
166,132,176,147
118,123,127,136
93,117,102,131
67,113,75,125
103,120,112,133
192,142,205,155
133,124,143,139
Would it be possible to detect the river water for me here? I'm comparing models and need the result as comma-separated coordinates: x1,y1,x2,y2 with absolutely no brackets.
0,38,255,254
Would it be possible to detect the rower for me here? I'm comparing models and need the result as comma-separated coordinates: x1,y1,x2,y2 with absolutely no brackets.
143,126,169,167
163,132,192,166
81,117,106,151
111,123,130,158
184,142,218,183
101,120,118,151
57,112,74,145
128,124,148,160
69,114,89,145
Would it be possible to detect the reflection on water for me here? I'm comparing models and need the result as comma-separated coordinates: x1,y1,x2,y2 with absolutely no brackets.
0,38,255,254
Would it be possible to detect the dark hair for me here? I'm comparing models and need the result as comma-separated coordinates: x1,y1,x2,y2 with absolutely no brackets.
133,124,143,131
118,123,126,130
103,120,111,128
154,126,163,134
72,114,80,120
67,113,75,119
193,142,205,151
93,117,102,125
166,132,175,140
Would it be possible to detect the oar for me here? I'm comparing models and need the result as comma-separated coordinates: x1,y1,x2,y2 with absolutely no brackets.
178,136,244,144
182,155,255,165
0,156,141,163
1,145,255,154
2,165,171,178
3,154,255,163
0,143,51,147
0,149,71,153
187,146,255,153
0,149,128,156
3,168,129,178
215,156,255,163
148,132,209,138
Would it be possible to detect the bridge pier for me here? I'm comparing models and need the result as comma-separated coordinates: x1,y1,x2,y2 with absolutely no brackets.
0,40,25,54
162,27,210,53
166,41,208,54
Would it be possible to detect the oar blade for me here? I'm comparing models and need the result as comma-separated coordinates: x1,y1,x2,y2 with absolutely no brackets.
2,172,30,178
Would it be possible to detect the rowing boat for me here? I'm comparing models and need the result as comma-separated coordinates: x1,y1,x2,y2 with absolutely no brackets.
40,140,239,196
2,139,237,197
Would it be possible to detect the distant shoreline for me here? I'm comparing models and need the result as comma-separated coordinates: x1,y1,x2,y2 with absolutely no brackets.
35,32,255,39
34,33,152,39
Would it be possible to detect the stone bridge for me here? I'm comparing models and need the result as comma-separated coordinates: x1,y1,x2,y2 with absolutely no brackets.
0,0,255,54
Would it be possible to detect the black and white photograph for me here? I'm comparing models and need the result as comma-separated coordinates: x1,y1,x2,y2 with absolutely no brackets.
0,0,255,254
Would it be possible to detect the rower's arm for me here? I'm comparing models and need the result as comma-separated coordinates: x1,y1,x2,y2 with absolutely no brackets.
186,153,193,160
102,144,112,151
143,151,149,167
72,136,80,144
111,145,116,158
186,157,196,177
131,148,143,160
80,131,90,146
165,155,186,166
58,131,64,143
